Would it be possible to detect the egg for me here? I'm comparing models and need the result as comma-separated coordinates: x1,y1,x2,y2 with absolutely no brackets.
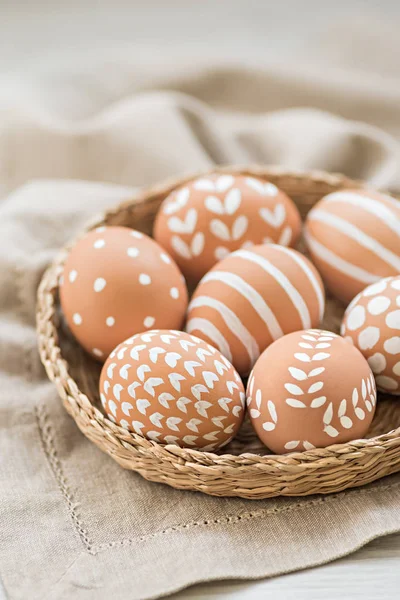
341,275,400,395
60,226,188,360
247,329,376,453
305,189,400,304
186,244,325,376
99,330,245,450
154,173,302,284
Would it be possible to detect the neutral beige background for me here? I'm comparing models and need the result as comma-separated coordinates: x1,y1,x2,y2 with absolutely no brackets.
1,1,400,599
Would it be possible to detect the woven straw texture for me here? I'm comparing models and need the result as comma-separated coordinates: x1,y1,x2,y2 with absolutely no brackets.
36,166,400,499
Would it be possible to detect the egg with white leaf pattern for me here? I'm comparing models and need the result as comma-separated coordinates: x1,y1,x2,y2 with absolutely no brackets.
247,329,376,454
154,173,301,284
100,330,245,450
341,275,400,395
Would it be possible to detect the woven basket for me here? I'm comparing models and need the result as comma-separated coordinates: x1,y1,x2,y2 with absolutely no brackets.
36,166,400,499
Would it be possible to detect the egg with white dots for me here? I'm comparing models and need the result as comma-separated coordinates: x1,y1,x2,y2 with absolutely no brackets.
341,275,400,395
247,329,376,454
60,226,188,360
100,330,245,450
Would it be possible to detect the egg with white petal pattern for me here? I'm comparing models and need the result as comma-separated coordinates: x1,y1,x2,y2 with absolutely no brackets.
341,275,400,395
60,226,188,360
100,330,245,450
154,174,301,284
247,329,376,454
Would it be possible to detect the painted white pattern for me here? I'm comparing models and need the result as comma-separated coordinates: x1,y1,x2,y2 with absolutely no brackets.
205,188,241,215
194,175,234,193
163,187,190,215
323,191,400,236
245,178,278,196
168,208,197,234
304,230,378,284
189,295,259,364
308,209,400,271
94,277,106,292
186,317,232,361
234,249,312,328
259,204,286,228
201,271,283,340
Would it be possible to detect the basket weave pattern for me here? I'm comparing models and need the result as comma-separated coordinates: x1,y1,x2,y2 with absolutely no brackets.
36,166,400,499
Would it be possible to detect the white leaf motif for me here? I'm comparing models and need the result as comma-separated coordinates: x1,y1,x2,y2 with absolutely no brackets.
288,367,307,381
210,219,230,241
158,392,174,409
205,195,224,214
308,382,324,394
176,397,191,413
187,418,202,433
191,232,205,257
286,399,306,408
323,402,333,425
168,208,197,234
166,417,182,431
136,399,150,415
232,215,248,240
284,383,304,395
225,188,241,214
195,400,212,417
310,396,326,408
171,235,191,259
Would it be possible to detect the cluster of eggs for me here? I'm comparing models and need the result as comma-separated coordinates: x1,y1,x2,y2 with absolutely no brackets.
60,172,400,454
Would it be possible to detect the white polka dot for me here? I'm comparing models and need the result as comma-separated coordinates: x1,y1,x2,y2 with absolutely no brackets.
96,226,106,232
131,230,143,239
386,310,400,330
139,273,151,285
106,316,115,327
170,287,179,299
384,337,400,354
94,277,106,292
94,239,105,249
393,362,400,376
363,280,387,296
127,247,139,258
120,419,130,429
73,313,82,325
346,305,366,330
367,296,391,315
367,352,386,374
390,279,400,290
144,316,155,328
376,375,398,391
396,296,400,307
358,326,380,350
69,269,78,283
93,348,104,357
160,253,171,264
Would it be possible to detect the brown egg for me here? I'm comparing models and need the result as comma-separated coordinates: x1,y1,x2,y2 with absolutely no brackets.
247,329,376,454
154,174,301,284
186,244,325,376
305,189,400,304
60,226,188,360
100,330,245,450
341,275,400,395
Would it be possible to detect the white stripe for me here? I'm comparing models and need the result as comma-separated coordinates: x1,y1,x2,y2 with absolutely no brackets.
189,295,260,364
234,249,311,329
185,318,232,361
379,191,400,212
201,271,283,340
277,245,325,322
324,191,400,236
309,209,400,270
305,230,379,284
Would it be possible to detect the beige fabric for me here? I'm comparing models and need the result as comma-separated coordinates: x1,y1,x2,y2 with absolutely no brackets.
1,13,400,600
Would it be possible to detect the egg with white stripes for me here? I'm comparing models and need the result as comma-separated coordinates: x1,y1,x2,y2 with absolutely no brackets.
154,173,301,284
100,330,245,450
186,244,325,376
305,189,400,304
247,329,376,454
341,275,400,395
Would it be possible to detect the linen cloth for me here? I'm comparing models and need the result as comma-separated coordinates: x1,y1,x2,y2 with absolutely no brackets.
1,16,400,600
